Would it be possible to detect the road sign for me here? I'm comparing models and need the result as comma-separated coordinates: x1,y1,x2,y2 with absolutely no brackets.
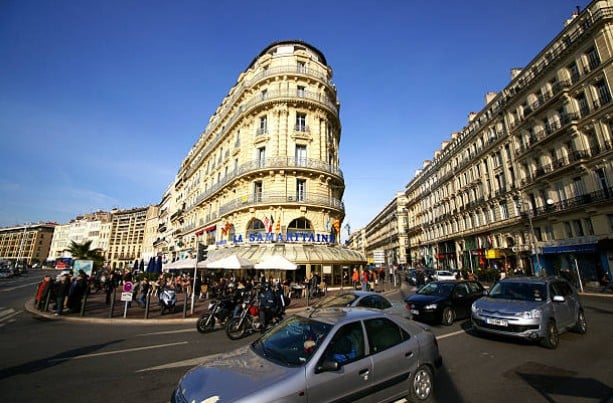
123,281,133,293
121,292,133,302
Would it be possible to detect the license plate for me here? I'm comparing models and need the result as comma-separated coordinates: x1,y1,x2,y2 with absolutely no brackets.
410,309,419,315
486,318,508,327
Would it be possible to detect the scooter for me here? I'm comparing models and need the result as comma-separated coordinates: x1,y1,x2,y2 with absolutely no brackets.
159,286,177,315
196,296,235,333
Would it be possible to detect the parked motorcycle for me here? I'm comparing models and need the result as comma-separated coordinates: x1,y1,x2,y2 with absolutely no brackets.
225,290,287,340
225,294,262,340
196,296,235,333
159,286,177,315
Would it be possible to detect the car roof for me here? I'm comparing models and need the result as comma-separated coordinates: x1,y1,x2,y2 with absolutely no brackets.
294,306,385,325
499,276,551,284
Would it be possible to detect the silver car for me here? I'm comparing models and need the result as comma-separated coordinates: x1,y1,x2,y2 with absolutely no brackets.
471,276,587,349
309,290,408,318
172,308,442,402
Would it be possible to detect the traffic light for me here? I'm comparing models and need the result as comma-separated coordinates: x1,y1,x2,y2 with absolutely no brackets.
197,243,208,262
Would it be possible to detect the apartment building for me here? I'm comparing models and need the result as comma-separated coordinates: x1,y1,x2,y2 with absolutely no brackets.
399,2,613,284
48,211,111,261
159,40,365,284
107,206,155,270
0,223,56,266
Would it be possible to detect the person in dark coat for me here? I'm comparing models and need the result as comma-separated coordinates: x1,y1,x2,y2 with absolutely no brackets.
54,274,71,316
67,271,88,313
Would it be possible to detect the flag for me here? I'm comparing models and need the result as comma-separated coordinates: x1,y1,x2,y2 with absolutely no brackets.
326,218,331,232
275,216,281,232
333,220,340,234
269,215,274,233
263,216,270,232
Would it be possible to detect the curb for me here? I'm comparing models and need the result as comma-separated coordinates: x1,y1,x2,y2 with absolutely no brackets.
24,301,199,325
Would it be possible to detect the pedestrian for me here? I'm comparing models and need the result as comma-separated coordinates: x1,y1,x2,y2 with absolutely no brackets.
35,275,53,311
138,278,150,307
54,274,70,316
351,268,359,289
67,270,88,313
361,269,370,291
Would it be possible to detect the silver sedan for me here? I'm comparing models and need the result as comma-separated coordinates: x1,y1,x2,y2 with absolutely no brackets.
172,308,442,402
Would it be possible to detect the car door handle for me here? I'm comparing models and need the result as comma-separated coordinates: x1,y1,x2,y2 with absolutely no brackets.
405,351,414,358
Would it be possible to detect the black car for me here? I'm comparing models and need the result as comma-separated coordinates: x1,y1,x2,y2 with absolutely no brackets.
405,280,485,325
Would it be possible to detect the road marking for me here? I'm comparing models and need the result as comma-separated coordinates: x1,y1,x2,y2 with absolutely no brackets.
0,307,16,320
137,352,225,372
437,329,469,340
0,280,41,293
137,328,195,336
48,341,188,363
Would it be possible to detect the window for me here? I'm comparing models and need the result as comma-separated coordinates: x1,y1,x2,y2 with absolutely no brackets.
564,222,573,238
364,317,409,354
253,181,263,202
296,179,306,202
295,145,307,166
577,92,589,117
596,79,612,106
296,113,307,132
572,220,584,237
257,147,266,168
586,47,600,70
568,61,580,84
322,322,365,366
297,85,305,97
260,89,268,100
583,218,594,236
258,116,268,135
297,61,306,73
572,177,585,196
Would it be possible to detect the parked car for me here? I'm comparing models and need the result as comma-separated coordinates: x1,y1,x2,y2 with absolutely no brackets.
172,308,442,403
310,290,408,318
405,280,485,325
434,270,457,281
0,268,12,279
406,269,417,285
471,276,587,349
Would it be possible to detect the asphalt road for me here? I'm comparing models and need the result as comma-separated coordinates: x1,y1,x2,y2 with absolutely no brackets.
1,271,611,403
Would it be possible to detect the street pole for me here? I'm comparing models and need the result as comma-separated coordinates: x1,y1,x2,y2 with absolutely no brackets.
525,202,541,275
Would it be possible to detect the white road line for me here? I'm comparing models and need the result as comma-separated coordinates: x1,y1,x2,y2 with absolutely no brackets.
0,309,20,322
0,307,16,320
0,280,41,292
137,353,225,372
437,329,469,340
137,328,195,336
47,341,188,363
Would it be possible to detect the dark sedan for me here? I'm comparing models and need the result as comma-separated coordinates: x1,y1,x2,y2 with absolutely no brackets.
405,280,485,326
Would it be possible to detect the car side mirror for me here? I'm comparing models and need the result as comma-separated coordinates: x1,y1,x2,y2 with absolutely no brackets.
316,359,339,373
552,295,565,303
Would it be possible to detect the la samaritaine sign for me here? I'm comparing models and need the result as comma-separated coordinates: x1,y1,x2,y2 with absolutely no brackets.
216,231,337,246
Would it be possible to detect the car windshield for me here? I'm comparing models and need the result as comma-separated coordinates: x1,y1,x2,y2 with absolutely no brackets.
315,293,359,308
251,315,333,367
417,282,454,297
488,282,547,302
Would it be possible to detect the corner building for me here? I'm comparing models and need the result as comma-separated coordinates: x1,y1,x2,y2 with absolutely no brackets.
168,40,365,284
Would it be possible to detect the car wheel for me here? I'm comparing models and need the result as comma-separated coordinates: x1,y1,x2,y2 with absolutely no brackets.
441,307,455,326
408,365,434,401
572,310,587,334
541,320,559,349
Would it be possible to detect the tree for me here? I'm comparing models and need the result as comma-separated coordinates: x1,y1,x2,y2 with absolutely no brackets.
66,240,105,272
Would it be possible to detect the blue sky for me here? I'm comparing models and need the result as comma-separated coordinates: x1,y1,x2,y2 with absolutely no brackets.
0,0,590,234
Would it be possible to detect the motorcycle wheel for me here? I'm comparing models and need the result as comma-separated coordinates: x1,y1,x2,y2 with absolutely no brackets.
226,318,247,340
197,314,215,333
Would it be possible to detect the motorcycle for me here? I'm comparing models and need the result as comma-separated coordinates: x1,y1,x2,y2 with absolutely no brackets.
159,286,177,315
225,290,288,340
196,296,235,333
225,294,262,340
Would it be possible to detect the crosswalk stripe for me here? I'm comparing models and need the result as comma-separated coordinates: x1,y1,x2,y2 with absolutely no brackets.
0,307,17,320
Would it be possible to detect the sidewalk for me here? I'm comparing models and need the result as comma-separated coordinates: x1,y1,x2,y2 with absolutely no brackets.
25,279,403,324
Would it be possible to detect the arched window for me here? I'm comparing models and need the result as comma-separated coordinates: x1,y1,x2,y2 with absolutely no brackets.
248,218,266,234
287,217,313,237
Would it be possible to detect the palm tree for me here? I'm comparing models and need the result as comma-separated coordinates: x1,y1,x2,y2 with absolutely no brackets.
66,240,105,272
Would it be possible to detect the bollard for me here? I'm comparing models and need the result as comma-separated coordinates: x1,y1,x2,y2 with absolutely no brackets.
80,289,89,317
43,289,52,312
144,291,150,319
109,287,116,318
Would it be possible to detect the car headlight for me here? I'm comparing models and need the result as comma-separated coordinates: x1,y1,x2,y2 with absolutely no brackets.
424,303,438,310
471,304,480,314
516,309,542,319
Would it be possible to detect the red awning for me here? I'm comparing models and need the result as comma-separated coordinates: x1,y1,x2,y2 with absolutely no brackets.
204,225,216,233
